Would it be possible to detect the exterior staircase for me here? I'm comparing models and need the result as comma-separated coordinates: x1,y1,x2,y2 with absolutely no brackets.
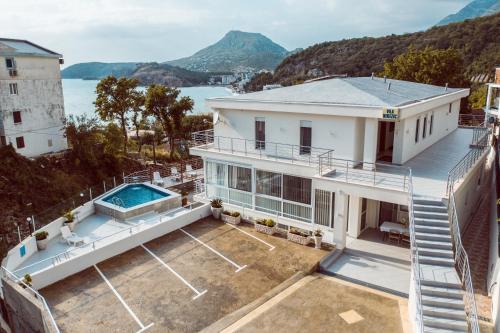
413,196,468,333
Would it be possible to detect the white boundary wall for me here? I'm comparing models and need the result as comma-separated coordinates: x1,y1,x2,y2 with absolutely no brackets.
30,203,210,289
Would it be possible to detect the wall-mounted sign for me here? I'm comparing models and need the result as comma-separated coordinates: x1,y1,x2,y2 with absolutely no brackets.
20,245,26,257
382,108,399,120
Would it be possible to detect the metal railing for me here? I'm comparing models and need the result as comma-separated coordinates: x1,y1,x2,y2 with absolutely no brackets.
458,114,486,127
447,129,490,195
407,169,424,333
318,154,410,191
191,130,332,166
1,266,60,333
471,123,489,147
123,157,204,184
448,193,480,333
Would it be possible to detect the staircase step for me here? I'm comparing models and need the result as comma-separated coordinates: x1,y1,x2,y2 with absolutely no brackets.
414,218,450,228
424,325,467,333
423,314,468,331
415,225,451,235
416,239,452,251
421,285,463,299
418,255,455,267
418,247,454,259
414,204,448,213
423,305,466,320
422,294,465,310
414,211,449,220
414,197,444,206
415,232,452,243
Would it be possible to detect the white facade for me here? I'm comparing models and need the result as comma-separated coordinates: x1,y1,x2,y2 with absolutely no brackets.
0,39,67,157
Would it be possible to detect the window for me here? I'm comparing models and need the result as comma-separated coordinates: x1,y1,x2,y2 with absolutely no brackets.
5,58,15,69
256,170,281,197
448,103,452,114
430,114,434,135
9,83,18,95
255,117,265,149
13,111,22,124
360,198,367,231
415,118,420,143
314,190,335,228
15,136,25,149
228,165,251,192
423,117,427,139
283,175,311,204
206,161,226,186
299,120,312,155
48,139,53,147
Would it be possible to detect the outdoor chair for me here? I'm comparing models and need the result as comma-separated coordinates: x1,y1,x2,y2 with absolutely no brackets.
152,171,165,186
388,229,401,245
401,232,410,246
171,167,181,181
185,164,197,178
60,226,84,246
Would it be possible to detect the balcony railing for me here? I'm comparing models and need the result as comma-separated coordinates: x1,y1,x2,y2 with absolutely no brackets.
191,130,333,166
458,114,485,127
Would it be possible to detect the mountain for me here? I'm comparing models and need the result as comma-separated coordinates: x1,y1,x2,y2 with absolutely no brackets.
61,62,139,79
166,30,288,72
245,13,500,91
129,63,211,87
437,0,500,26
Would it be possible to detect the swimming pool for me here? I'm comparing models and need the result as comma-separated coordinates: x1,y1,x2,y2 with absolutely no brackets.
103,184,169,208
95,183,181,220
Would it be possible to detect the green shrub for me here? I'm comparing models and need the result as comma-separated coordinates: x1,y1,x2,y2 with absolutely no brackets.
210,198,223,208
222,210,231,215
289,227,310,237
63,211,74,222
34,231,48,241
231,212,240,218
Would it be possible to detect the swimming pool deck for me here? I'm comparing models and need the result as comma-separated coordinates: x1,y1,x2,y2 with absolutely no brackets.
13,208,191,278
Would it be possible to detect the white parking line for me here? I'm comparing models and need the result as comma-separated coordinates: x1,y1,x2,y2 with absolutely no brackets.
224,223,275,251
140,244,207,300
94,265,154,333
180,228,247,273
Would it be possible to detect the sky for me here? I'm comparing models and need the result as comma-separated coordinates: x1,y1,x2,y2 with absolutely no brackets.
1,0,471,66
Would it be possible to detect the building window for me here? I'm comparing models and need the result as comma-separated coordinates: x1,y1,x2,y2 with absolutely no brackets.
448,103,452,114
5,58,15,69
423,117,427,139
360,198,367,231
48,139,53,147
430,114,434,135
206,161,227,186
13,111,22,124
9,83,18,95
283,175,311,204
299,120,312,155
415,118,420,143
255,117,265,149
314,189,335,228
15,136,25,149
228,165,252,192
256,170,281,197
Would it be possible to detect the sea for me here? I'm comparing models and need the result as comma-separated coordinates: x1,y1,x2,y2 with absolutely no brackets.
62,79,234,117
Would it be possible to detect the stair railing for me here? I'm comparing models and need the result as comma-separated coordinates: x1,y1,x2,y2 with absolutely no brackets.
407,169,425,333
448,192,480,333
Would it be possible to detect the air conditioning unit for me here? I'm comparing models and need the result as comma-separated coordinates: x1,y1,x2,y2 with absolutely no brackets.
8,69,17,77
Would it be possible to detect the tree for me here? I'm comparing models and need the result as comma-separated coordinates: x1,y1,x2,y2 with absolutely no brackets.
131,93,146,153
381,46,467,87
468,85,487,110
64,115,102,168
144,84,194,155
94,76,143,153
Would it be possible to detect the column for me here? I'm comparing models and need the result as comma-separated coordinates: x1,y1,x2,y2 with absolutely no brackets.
347,196,361,238
333,190,349,249
363,118,378,170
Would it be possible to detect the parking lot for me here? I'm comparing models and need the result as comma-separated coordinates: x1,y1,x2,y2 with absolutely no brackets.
41,217,328,332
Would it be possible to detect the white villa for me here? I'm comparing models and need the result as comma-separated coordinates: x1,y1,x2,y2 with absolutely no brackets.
190,75,492,332
0,38,67,157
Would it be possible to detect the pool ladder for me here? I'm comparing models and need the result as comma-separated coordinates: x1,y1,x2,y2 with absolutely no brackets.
111,196,125,221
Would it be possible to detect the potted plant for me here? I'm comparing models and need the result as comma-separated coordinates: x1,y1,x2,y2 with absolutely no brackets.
210,199,223,219
287,227,311,246
221,210,241,225
255,218,276,235
19,274,32,289
181,190,189,206
63,210,76,231
34,231,49,250
313,229,323,249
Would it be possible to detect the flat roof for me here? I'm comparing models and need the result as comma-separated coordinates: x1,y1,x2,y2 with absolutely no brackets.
211,76,466,108
0,38,62,58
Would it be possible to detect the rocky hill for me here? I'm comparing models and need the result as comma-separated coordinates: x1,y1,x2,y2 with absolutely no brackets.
246,13,500,91
166,30,289,72
437,0,500,26
61,62,139,79
129,63,212,86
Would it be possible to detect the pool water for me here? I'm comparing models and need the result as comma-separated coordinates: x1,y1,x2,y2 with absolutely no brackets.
103,184,169,208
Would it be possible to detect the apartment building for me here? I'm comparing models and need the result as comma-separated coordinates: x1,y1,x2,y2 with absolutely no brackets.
0,38,67,157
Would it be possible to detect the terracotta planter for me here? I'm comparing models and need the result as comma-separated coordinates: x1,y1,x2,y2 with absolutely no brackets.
287,232,310,246
221,213,241,225
313,236,323,249
255,223,275,235
211,207,223,219
36,238,49,250
64,221,76,231
182,197,188,206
